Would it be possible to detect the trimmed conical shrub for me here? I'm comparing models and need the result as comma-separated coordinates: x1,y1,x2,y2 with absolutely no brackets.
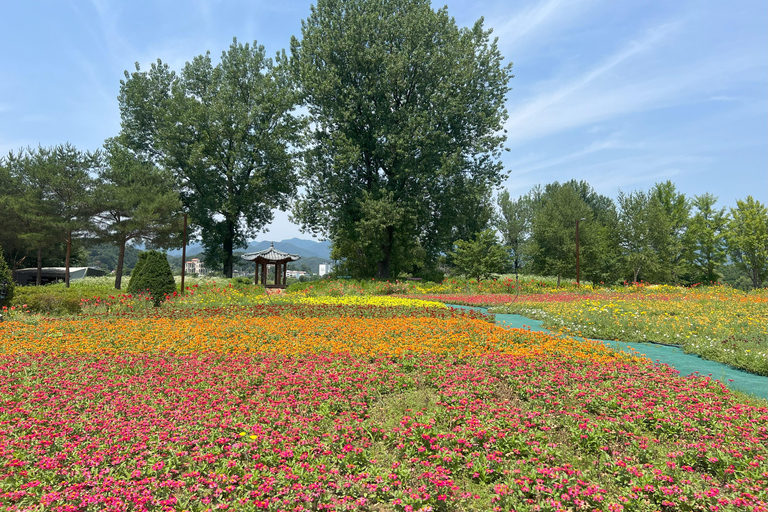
127,250,176,306
0,246,14,307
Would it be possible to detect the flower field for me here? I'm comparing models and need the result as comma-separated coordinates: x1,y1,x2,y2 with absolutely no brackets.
489,286,768,376
1,295,767,511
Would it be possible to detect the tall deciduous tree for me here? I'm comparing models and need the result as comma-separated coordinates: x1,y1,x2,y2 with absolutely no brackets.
647,181,690,284
687,193,728,284
94,139,182,289
617,189,657,283
495,191,532,276
291,0,513,278
727,196,768,288
118,39,303,278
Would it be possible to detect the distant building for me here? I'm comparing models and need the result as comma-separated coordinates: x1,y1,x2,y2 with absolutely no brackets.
286,270,309,279
318,263,333,277
185,258,206,275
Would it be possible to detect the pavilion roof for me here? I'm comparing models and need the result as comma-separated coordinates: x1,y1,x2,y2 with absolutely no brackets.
241,243,300,263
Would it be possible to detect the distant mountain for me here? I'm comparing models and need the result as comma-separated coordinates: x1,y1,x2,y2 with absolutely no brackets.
279,238,332,258
164,238,332,260
243,239,331,260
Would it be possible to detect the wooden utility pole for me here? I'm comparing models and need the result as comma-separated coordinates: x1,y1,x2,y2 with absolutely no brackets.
181,213,187,295
576,217,586,285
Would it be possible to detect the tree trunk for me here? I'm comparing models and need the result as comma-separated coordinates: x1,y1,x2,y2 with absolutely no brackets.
36,247,42,286
633,267,640,283
557,273,561,287
115,237,126,290
224,218,235,279
376,226,394,279
64,232,71,288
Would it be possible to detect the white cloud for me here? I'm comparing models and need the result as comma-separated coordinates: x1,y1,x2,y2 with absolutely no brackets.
510,136,644,176
505,22,678,140
492,0,564,45
504,18,767,143
487,0,602,53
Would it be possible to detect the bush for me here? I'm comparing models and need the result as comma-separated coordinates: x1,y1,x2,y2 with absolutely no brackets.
12,287,85,315
127,250,176,306
0,246,14,307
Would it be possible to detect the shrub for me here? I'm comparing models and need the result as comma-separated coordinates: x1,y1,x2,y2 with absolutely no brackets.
127,250,176,306
0,246,14,307
12,287,84,315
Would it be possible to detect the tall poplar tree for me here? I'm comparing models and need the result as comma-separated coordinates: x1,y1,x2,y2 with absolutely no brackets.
291,0,513,278
687,193,728,283
647,181,690,283
495,191,532,276
617,189,657,282
727,196,768,288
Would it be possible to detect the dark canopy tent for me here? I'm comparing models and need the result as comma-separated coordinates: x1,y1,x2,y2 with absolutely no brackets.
241,243,300,289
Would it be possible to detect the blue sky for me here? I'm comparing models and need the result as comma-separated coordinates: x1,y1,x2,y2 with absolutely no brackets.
1,0,766,241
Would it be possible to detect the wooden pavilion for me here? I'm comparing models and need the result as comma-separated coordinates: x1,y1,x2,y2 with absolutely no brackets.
241,243,300,289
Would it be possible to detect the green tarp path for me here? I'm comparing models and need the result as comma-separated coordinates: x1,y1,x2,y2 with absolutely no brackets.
448,304,768,400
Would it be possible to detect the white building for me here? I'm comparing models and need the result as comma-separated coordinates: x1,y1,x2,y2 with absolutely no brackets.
185,258,206,275
286,270,309,279
318,263,333,277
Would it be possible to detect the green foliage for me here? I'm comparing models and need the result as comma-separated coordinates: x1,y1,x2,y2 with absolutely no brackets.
94,138,182,289
617,189,658,282
719,263,755,291
727,196,768,288
87,243,141,274
1,145,100,287
451,229,509,281
118,39,302,278
527,181,618,284
495,191,532,275
687,193,728,283
11,287,87,315
0,245,15,306
127,250,176,306
646,181,690,283
130,251,149,279
291,0,513,278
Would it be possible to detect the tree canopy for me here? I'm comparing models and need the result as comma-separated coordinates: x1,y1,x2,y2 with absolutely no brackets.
93,139,182,289
118,39,303,277
727,196,768,288
290,0,513,278
451,229,508,281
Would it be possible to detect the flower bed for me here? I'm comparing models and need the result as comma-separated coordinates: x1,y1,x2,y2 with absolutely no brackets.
1,308,766,511
491,288,768,376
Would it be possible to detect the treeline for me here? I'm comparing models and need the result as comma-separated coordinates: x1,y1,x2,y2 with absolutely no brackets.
485,180,767,289
0,143,180,288
1,0,766,290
